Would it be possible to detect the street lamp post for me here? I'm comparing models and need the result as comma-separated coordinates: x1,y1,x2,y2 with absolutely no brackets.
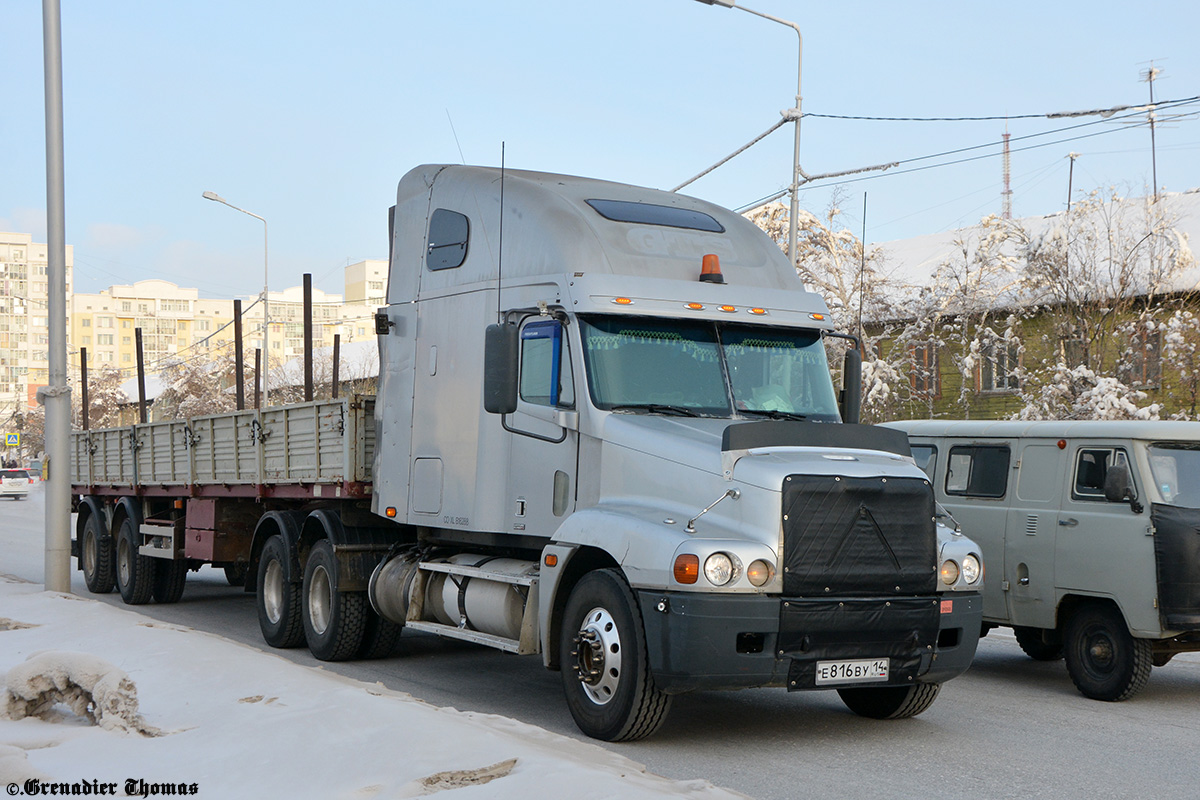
203,191,269,408
693,0,803,266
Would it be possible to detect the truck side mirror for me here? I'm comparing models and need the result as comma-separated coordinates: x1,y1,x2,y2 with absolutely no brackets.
483,323,519,414
840,348,862,425
1103,463,1142,513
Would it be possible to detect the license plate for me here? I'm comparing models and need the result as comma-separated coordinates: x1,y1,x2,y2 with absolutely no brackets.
815,658,889,685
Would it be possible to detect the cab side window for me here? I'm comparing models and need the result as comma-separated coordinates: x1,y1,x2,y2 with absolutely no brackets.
519,320,575,408
911,444,937,481
426,209,469,270
1073,448,1131,501
945,445,1010,498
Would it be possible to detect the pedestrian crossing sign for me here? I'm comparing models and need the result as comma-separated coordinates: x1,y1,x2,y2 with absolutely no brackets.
5,433,18,446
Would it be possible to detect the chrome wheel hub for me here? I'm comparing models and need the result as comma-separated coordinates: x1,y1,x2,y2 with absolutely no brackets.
571,606,622,706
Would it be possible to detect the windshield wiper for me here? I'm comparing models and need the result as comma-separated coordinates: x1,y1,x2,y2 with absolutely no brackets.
738,408,808,421
610,404,702,417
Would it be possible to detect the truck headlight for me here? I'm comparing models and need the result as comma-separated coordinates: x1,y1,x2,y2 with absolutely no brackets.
962,554,982,585
939,559,960,586
746,559,774,587
704,553,741,586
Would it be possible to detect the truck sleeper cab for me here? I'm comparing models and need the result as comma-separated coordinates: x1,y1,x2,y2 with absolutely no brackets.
886,419,1200,702
72,165,982,742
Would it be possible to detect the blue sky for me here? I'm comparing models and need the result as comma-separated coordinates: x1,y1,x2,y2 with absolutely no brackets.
4,1,1198,299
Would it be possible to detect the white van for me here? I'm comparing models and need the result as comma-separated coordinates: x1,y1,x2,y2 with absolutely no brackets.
883,419,1200,701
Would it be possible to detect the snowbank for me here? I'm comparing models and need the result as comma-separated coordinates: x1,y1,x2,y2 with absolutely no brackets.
0,576,743,798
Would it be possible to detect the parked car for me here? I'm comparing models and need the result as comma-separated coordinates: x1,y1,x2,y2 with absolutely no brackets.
0,468,31,500
25,468,39,484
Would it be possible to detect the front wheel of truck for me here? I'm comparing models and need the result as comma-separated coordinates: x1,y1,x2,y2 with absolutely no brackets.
837,682,942,719
302,539,367,661
559,569,672,742
1064,604,1151,701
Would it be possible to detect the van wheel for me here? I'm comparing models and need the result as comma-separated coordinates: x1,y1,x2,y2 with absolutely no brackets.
357,609,404,659
257,535,304,648
559,569,672,741
81,513,115,594
224,563,250,587
302,539,367,661
837,683,941,719
1013,626,1064,661
1064,604,1152,701
115,516,157,605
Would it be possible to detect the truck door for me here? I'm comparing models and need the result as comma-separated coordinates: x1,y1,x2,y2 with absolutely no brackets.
1003,442,1065,628
942,442,1012,622
505,318,579,537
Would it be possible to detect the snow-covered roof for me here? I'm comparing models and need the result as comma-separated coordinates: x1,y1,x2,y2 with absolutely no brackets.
875,188,1200,301
276,338,379,387
116,375,167,404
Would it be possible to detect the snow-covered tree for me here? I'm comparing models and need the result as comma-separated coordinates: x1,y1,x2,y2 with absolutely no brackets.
78,366,128,430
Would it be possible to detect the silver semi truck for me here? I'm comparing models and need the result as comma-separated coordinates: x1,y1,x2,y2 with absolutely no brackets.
72,165,982,740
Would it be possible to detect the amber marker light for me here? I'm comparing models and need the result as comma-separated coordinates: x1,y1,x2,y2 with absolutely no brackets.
749,308,768,316
612,297,634,305
809,313,826,321
673,554,700,584
385,507,397,518
718,305,737,313
544,554,558,567
685,302,705,310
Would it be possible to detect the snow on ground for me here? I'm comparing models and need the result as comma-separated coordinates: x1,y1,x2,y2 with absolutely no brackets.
0,502,744,798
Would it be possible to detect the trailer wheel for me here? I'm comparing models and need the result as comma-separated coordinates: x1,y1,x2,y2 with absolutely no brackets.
1013,626,1064,661
302,539,367,661
81,513,115,594
837,682,942,719
257,535,304,648
1064,604,1152,701
559,569,672,741
115,516,157,605
152,560,188,604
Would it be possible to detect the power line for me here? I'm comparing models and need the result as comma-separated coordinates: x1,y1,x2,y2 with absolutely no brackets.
800,95,1200,122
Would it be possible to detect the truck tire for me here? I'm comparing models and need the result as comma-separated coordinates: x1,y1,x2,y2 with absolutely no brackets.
152,560,188,604
1064,604,1152,701
115,516,157,605
1013,626,1064,661
257,535,304,648
837,682,942,720
302,539,368,661
357,609,404,659
224,564,250,587
559,569,672,741
81,513,115,594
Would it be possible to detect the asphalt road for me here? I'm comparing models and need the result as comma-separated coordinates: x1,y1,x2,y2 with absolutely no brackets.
5,488,1200,799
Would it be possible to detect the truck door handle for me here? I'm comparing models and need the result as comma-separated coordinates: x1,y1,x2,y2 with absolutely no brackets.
1058,518,1078,527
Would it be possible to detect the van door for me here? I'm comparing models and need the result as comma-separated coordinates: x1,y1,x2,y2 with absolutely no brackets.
505,317,579,537
1055,444,1159,633
941,442,1013,622
1003,443,1065,628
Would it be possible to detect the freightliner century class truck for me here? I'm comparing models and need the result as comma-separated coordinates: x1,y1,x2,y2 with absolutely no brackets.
71,165,983,741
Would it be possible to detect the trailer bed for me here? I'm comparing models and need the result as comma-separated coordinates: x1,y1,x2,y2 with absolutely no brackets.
70,396,376,499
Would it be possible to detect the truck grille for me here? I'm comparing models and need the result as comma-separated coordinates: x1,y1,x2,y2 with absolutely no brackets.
781,474,937,596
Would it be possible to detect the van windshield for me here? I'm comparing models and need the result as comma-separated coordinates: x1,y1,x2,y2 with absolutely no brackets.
577,315,841,421
1147,443,1200,507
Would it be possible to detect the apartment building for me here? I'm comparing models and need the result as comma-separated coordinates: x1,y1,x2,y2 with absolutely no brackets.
0,232,73,412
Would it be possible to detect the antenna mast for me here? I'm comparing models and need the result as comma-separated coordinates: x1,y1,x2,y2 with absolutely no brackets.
1001,125,1012,220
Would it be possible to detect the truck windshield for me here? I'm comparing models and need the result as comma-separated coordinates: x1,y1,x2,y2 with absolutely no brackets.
1147,443,1200,507
578,315,841,421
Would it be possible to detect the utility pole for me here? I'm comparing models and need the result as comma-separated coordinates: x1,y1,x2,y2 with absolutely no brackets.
1143,63,1162,202
1066,152,1080,212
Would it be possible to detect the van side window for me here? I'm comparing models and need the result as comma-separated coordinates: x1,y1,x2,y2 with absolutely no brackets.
911,444,937,480
945,445,1010,498
1073,448,1131,501
426,209,469,270
519,320,575,408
